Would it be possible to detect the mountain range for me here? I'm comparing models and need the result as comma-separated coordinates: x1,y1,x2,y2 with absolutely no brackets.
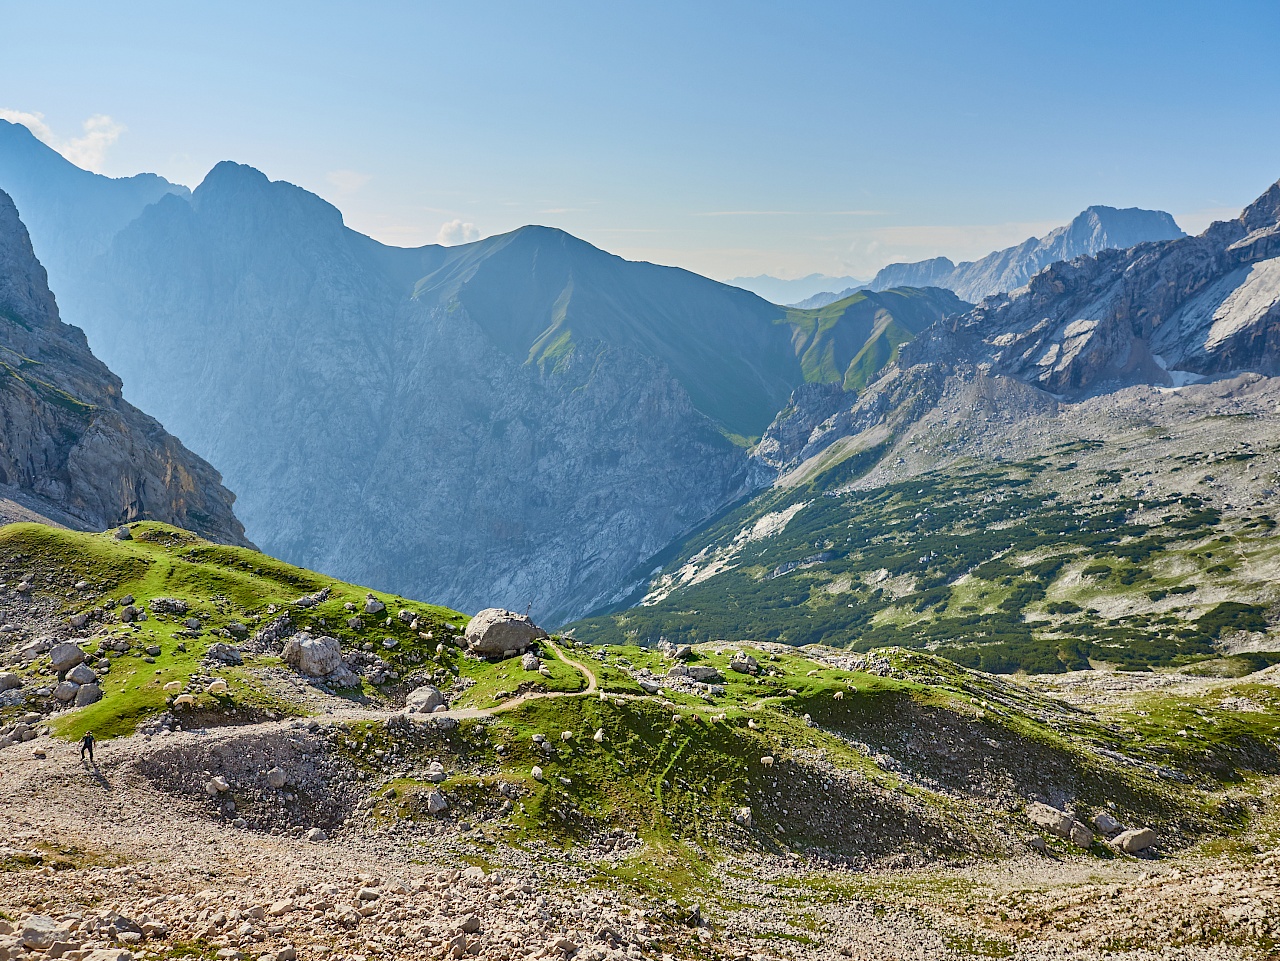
0,124,962,622
793,206,1186,309
571,180,1280,673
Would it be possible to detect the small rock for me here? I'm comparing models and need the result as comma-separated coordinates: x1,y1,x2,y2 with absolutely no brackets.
305,828,328,842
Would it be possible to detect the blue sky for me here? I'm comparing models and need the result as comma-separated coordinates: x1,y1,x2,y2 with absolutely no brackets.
2,0,1279,281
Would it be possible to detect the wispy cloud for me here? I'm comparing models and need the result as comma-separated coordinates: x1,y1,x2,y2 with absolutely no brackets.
0,108,124,172
437,219,480,245
325,169,372,192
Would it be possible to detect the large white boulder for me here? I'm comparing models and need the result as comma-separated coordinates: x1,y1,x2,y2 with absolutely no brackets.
1114,827,1157,854
1026,801,1093,849
464,609,546,658
282,633,344,677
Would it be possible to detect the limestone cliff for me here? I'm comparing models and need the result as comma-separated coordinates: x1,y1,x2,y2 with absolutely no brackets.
0,189,248,543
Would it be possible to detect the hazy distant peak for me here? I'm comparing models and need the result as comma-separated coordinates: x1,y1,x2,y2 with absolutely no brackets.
867,206,1184,302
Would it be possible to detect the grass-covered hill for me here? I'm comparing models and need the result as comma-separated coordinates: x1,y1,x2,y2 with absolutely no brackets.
781,286,967,392
0,521,471,738
5,520,1280,884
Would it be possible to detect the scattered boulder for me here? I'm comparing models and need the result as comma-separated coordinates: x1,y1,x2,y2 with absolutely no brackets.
0,672,22,693
306,828,328,842
205,776,230,795
521,652,541,672
405,685,445,714
364,595,386,615
425,790,449,815
69,612,90,629
674,644,693,661
1092,812,1122,836
75,683,102,707
425,761,447,783
49,642,86,673
282,633,344,677
293,587,330,608
113,525,133,541
66,663,97,685
21,915,69,950
686,665,723,683
266,767,288,789
206,643,243,666
1113,827,1157,854
52,680,80,702
464,609,547,658
733,806,753,828
149,597,188,614
729,653,759,675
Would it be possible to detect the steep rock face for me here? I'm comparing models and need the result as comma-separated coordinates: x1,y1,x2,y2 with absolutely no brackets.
867,206,1186,302
72,163,759,622
0,189,247,542
905,181,1280,397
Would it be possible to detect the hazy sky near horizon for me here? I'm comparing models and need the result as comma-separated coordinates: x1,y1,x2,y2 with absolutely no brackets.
2,0,1279,281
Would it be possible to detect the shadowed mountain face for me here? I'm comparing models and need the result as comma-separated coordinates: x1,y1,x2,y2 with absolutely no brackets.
0,154,961,622
0,138,965,622
0,188,247,543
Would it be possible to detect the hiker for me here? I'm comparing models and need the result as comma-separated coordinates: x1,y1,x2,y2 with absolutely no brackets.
79,731,96,763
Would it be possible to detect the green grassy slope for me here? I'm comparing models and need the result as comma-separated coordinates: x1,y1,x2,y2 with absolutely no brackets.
567,446,1280,674
0,522,468,738
783,287,967,391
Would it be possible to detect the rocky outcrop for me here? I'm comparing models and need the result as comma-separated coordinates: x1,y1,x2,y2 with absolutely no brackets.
868,206,1185,302
0,189,248,543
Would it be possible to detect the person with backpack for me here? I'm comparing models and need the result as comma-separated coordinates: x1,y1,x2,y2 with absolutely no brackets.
79,731,96,763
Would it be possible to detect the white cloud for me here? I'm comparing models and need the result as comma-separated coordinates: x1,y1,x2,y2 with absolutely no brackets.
0,109,125,173
325,169,371,192
436,219,480,245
